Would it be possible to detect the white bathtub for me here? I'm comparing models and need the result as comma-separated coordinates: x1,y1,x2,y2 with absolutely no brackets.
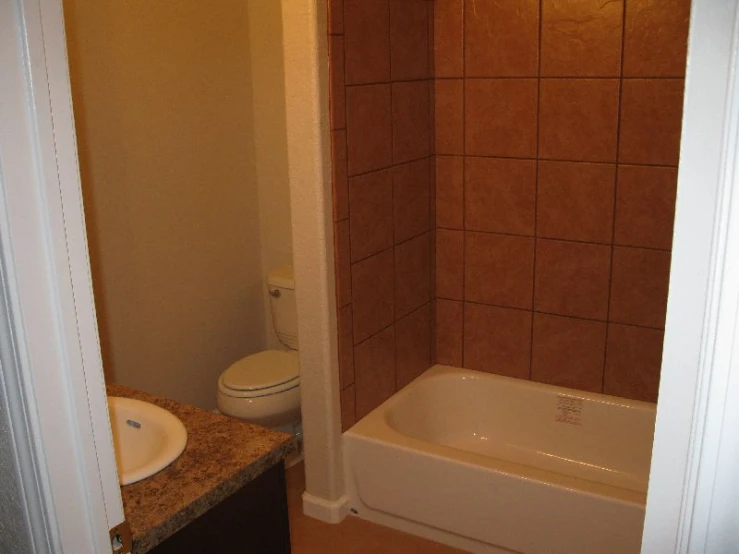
343,365,656,554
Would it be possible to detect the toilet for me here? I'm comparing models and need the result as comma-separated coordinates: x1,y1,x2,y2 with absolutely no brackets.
216,266,301,438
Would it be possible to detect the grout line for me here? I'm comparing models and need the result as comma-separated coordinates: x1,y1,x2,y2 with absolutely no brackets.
460,0,467,368
353,320,395,348
400,301,435,325
346,76,435,88
529,0,544,381
350,76,535,85
339,28,352,287
431,75,685,81
428,0,437,367
435,227,673,252
335,0,356,421
350,229,432,266
353,300,435,350
602,0,630,394
347,154,433,180
433,153,679,170
386,0,400,390
433,297,667,332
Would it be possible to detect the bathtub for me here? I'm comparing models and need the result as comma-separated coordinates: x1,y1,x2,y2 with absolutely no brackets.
343,365,656,554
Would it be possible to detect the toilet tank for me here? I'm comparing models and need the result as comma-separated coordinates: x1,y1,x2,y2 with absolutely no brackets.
267,265,298,349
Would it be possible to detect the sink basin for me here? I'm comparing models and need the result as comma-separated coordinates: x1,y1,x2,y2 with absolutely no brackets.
108,396,188,485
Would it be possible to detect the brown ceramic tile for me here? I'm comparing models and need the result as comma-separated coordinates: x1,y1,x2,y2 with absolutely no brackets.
328,0,344,35
429,288,437,364
334,219,352,307
435,80,464,155
610,247,671,328
395,233,432,318
346,85,392,175
395,304,432,388
392,81,431,164
429,156,437,227
349,168,393,261
390,0,429,80
329,37,346,130
436,156,464,229
615,165,678,250
340,385,356,432
623,0,691,77
352,249,395,343
331,130,349,221
344,0,390,84
537,161,615,243
427,0,435,77
604,323,664,402
465,0,539,77
535,239,611,320
393,158,430,244
465,79,538,158
354,325,396,419
531,313,607,393
619,79,685,166
539,79,620,163
338,304,355,389
465,232,535,309
436,229,463,300
429,199,437,292
433,0,463,77
541,0,623,77
463,303,532,378
435,299,463,365
465,157,536,235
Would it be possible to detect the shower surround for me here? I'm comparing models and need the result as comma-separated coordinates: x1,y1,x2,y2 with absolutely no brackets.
329,0,690,428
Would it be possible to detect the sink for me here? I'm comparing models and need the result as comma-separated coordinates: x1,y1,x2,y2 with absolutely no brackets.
108,396,188,485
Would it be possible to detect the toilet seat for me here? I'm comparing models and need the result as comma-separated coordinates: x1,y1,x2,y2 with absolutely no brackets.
219,350,299,398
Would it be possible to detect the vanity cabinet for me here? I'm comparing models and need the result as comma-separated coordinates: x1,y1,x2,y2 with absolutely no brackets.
149,462,291,554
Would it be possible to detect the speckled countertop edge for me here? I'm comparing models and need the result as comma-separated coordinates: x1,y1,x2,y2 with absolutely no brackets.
108,384,297,553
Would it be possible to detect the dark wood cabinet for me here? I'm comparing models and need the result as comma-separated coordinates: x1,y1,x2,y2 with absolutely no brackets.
149,462,291,554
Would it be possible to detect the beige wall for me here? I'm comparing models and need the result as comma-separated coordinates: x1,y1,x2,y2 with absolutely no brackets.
248,0,295,350
64,0,272,409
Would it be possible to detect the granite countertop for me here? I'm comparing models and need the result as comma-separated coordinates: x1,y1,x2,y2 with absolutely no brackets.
108,384,297,553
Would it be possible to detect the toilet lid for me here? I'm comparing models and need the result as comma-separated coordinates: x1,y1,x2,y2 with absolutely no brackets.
221,350,299,392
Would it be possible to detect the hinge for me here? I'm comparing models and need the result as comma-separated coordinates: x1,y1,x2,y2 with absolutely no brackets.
109,520,133,554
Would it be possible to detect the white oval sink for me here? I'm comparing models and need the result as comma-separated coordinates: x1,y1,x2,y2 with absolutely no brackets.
108,396,188,485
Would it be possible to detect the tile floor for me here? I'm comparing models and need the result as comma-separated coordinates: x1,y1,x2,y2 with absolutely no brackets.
286,462,464,553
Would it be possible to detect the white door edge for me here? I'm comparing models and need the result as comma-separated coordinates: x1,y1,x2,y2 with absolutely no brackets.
642,0,739,552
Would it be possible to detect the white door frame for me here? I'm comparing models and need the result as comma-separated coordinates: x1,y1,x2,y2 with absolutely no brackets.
642,1,739,552
3,0,739,551
280,0,348,522
1,0,123,552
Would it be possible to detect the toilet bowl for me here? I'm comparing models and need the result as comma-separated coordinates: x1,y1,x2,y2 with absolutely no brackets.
216,266,302,435
217,350,300,428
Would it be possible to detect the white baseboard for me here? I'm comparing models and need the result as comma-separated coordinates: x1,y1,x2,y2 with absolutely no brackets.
302,492,350,524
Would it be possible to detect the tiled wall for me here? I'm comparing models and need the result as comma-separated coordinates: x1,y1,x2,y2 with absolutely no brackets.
330,0,690,430
433,0,690,403
328,0,435,429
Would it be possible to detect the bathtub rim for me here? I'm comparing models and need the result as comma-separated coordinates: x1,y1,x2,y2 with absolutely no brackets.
387,364,657,412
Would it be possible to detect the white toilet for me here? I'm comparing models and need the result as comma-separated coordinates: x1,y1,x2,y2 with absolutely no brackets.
216,266,301,436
